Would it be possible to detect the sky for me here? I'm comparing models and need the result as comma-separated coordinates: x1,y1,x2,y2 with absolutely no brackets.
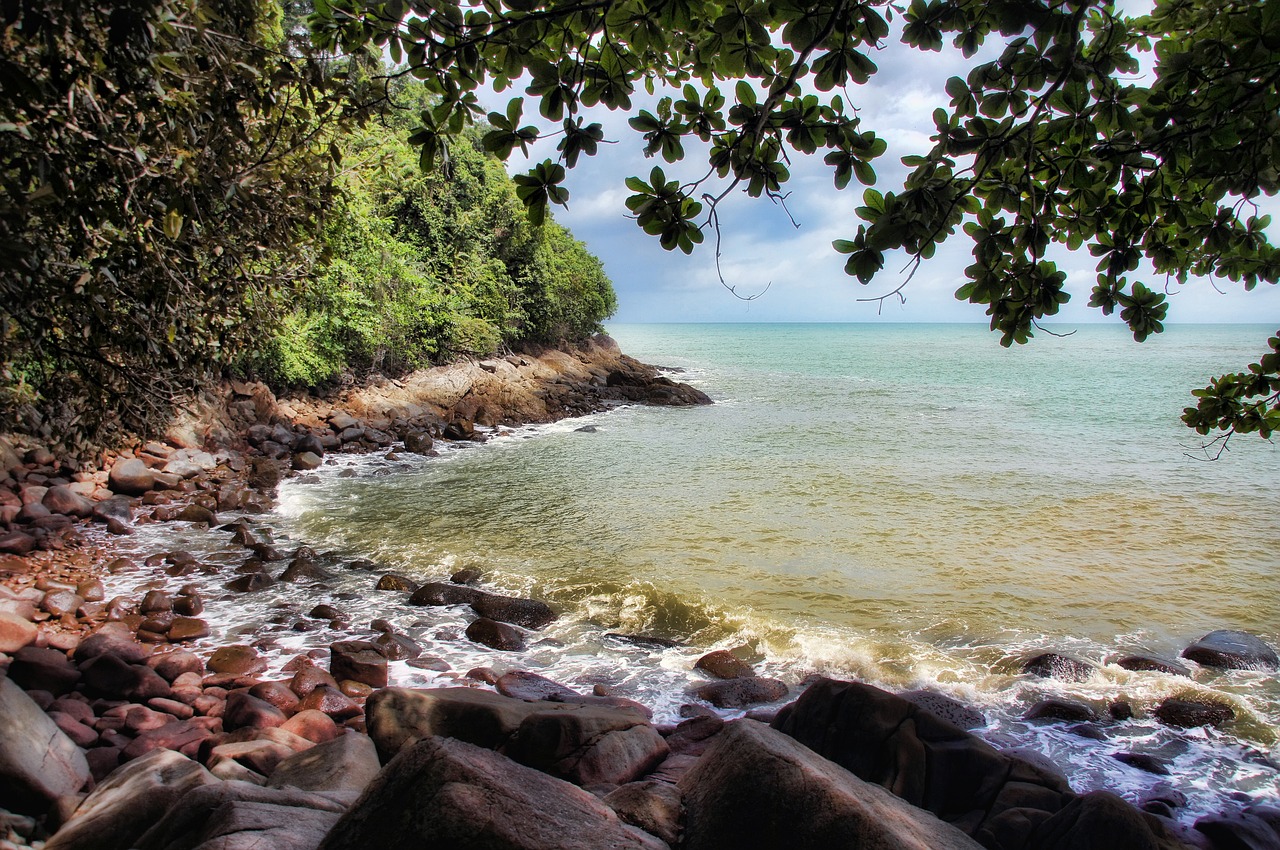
480,21,1280,328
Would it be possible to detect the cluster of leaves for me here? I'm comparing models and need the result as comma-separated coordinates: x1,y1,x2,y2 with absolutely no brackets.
313,0,1280,441
257,81,616,388
0,0,346,446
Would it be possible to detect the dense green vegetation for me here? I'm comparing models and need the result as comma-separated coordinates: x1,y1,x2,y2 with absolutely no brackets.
0,0,614,448
315,0,1280,443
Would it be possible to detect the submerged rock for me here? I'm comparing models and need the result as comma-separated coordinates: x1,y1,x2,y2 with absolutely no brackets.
1020,652,1096,682
1182,630,1280,671
1154,697,1236,729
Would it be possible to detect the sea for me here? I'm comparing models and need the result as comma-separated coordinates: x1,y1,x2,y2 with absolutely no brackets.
105,322,1280,821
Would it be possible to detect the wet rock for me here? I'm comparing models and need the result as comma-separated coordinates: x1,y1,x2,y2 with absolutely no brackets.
694,649,753,680
1114,654,1192,677
466,616,525,651
173,594,204,616
225,571,275,593
773,677,1074,844
471,592,557,629
375,573,418,592
692,676,787,709
902,690,988,730
0,530,37,555
496,670,580,702
1109,700,1135,721
121,717,217,761
281,709,341,744
279,556,333,583
223,692,289,731
373,632,421,661
91,496,133,525
1027,790,1191,850
1182,630,1280,671
1195,810,1280,850
605,633,684,649
174,504,218,525
289,665,340,699
208,644,268,676
407,656,451,672
1021,652,1096,682
268,732,381,796
1113,752,1172,775
402,431,434,453
208,738,297,777
296,684,362,722
167,617,209,642
108,458,155,496
330,640,389,689
679,719,983,850
450,567,481,585
146,649,204,682
75,622,151,664
1026,698,1099,723
292,451,323,471
321,735,665,849
664,715,726,757
0,676,90,814
1154,697,1236,729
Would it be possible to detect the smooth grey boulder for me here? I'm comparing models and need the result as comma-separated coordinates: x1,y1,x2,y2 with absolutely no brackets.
44,749,216,850
1182,630,1280,671
268,733,381,796
678,720,984,850
317,736,666,850
0,675,90,814
108,458,155,495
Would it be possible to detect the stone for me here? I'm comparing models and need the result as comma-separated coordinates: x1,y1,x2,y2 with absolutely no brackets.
289,665,339,699
1114,654,1192,677
223,692,288,731
372,631,421,660
121,718,219,761
132,781,348,850
0,609,37,652
1021,652,1096,682
292,451,323,471
108,458,155,496
1026,698,1099,723
225,571,275,592
42,589,84,616
773,677,1074,843
268,732,381,796
1182,630,1280,671
0,530,37,555
279,556,333,583
402,431,434,453
450,567,482,584
92,497,134,524
692,676,787,708
466,616,526,651
167,617,209,642
679,719,984,850
0,676,90,813
42,486,94,518
296,684,362,722
902,690,988,730
147,649,204,682
1113,752,1172,775
1195,810,1280,850
209,739,297,777
7,645,81,694
208,644,268,676
174,504,218,525
496,670,580,701
80,654,172,701
249,681,301,714
375,573,418,592
409,581,557,629
366,687,667,788
316,736,666,850
280,709,340,744
330,640,389,689
42,749,217,850
694,649,754,679
1154,697,1236,729
75,622,151,664
604,780,684,847
1027,790,1191,850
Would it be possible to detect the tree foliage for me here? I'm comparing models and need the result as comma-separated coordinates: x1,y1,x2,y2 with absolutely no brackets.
0,0,344,444
311,0,1280,441
259,81,616,387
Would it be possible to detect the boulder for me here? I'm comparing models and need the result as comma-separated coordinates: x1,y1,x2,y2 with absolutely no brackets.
1194,810,1280,850
1114,655,1192,677
496,670,580,701
208,644,268,676
7,645,81,694
694,650,754,679
75,622,151,664
0,676,90,814
280,556,333,583
109,458,155,495
692,676,787,708
223,692,288,731
92,497,134,524
773,677,1072,840
605,780,685,847
0,530,37,555
330,640,388,689
295,684,362,722
1021,653,1097,682
268,732,381,796
1154,697,1236,729
409,582,557,628
134,781,348,850
43,749,218,850
292,451,323,471
902,690,988,730
1026,699,1099,723
375,573,418,592
316,736,666,850
79,654,172,702
1182,630,1280,671
42,485,95,518
1028,790,1192,850
402,431,433,453
0,609,37,652
466,617,525,651
678,719,984,850
174,504,218,525
208,739,297,778
366,687,668,787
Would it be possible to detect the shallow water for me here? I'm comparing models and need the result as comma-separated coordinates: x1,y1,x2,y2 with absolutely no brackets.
104,322,1280,821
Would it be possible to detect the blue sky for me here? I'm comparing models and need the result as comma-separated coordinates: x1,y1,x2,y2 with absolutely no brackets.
486,25,1280,328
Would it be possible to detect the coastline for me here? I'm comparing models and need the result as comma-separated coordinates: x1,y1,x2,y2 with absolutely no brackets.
0,335,1273,850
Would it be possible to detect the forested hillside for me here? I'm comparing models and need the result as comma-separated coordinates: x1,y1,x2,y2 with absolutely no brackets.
0,0,615,450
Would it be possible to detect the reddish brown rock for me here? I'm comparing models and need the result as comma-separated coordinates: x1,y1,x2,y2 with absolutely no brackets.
42,486,94,518
695,650,754,680
465,617,525,651
281,709,341,744
289,665,339,699
297,684,362,722
0,609,38,653
166,617,209,642
146,649,204,682
7,645,81,694
74,622,151,665
330,640,388,689
250,681,301,714
692,676,787,709
207,644,268,676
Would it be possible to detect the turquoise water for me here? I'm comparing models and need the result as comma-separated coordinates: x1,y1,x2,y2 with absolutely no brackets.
114,322,1280,818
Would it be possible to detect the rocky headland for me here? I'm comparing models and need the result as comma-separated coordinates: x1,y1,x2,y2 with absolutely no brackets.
0,336,1277,850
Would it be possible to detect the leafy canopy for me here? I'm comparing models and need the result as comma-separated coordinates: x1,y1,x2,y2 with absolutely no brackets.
310,0,1280,441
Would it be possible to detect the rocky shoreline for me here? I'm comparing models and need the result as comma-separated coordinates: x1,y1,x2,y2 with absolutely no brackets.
1,336,1277,850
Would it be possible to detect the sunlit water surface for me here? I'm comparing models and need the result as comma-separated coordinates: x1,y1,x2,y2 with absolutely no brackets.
107,323,1279,821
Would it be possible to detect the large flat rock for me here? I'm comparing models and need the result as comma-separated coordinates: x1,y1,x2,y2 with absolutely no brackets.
0,675,90,814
